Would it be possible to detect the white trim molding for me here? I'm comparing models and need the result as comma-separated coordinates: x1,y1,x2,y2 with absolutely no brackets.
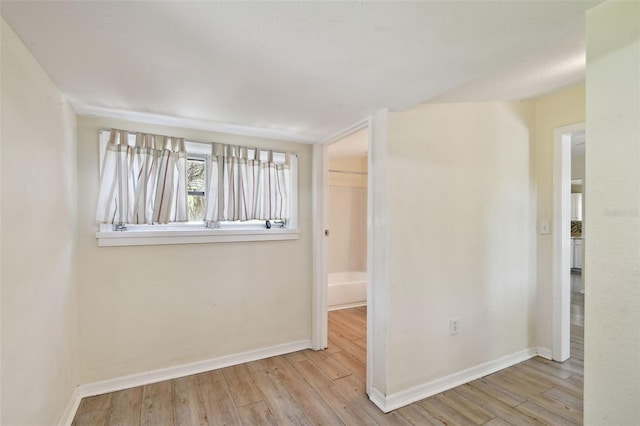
536,346,553,360
97,228,299,247
312,116,372,352
368,387,388,413
311,143,329,350
74,103,315,144
552,122,585,362
77,339,310,399
59,388,82,426
367,110,387,398
370,347,540,413
328,302,367,312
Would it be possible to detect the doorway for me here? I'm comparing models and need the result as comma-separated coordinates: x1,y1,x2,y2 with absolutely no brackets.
311,118,372,391
552,123,585,362
325,128,369,383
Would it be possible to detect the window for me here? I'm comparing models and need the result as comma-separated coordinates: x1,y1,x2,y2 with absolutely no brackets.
96,129,299,246
187,158,206,222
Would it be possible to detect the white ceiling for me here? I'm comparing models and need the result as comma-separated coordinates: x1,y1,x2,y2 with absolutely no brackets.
1,1,600,142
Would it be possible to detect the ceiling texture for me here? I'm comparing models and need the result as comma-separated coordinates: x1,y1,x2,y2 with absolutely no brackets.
1,1,600,142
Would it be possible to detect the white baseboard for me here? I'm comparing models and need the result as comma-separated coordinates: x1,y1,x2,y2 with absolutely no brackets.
536,346,553,360
77,339,311,399
373,347,539,413
368,387,387,412
328,301,367,311
59,387,81,426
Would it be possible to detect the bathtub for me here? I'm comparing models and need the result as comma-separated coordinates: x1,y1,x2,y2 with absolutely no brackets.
328,271,367,311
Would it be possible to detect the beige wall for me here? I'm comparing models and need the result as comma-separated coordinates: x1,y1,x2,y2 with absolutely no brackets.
384,101,536,393
328,156,367,188
531,84,585,351
76,116,313,384
571,152,585,181
1,18,79,425
584,1,640,423
328,156,367,273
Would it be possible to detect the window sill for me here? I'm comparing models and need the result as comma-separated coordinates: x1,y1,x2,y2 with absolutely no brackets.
96,228,300,247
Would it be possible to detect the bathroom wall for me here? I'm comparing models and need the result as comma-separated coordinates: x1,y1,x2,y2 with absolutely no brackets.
328,156,368,273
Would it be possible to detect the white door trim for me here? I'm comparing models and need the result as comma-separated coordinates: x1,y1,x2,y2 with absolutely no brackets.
312,118,371,352
552,122,585,362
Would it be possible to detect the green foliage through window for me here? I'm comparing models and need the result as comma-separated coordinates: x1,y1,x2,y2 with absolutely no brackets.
187,159,205,222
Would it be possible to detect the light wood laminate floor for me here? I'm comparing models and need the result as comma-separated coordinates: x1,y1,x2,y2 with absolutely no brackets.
73,295,584,425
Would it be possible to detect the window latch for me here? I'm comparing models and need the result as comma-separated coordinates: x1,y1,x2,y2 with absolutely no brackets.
114,224,127,232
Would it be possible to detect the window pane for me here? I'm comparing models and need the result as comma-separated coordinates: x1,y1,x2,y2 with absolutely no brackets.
187,159,205,192
188,194,205,222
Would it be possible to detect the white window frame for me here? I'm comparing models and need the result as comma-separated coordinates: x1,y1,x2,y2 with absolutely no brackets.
96,130,299,247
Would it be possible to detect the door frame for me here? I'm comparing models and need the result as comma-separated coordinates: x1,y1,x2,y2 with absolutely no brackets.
552,122,585,362
311,116,372,380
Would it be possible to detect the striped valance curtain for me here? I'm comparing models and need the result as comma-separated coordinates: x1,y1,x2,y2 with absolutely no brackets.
95,129,188,225
204,143,291,222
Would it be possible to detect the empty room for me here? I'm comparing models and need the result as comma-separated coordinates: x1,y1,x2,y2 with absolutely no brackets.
1,1,638,425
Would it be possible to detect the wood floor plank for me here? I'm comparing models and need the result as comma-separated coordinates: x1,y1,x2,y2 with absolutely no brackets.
331,310,366,335
173,375,209,426
565,374,583,388
76,393,112,415
454,384,543,426
486,373,582,424
237,401,278,426
105,387,143,426
418,397,476,425
396,404,445,425
246,358,271,372
512,364,582,398
338,307,367,325
484,373,537,402
200,380,242,426
353,339,367,350
482,417,513,426
292,359,376,425
328,349,366,383
435,390,494,424
495,375,581,424
523,358,576,379
328,316,361,341
250,367,311,425
495,368,553,393
334,375,412,426
141,382,174,426
284,351,307,363
197,369,225,385
303,349,351,380
468,378,526,407
328,331,366,363
72,409,109,426
515,400,579,426
266,356,344,426
543,387,583,412
221,364,263,407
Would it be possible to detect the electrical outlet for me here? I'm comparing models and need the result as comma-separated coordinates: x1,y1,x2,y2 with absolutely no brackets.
450,317,459,335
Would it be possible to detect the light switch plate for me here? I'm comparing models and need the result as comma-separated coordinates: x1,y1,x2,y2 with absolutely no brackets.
539,220,550,235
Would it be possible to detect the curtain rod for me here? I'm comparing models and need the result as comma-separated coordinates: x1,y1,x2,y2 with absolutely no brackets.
329,169,368,176
98,128,298,157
